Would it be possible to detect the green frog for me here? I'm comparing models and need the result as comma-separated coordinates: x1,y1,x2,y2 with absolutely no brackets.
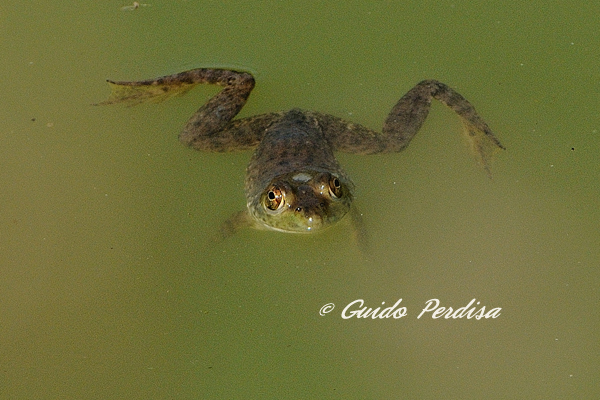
100,68,503,236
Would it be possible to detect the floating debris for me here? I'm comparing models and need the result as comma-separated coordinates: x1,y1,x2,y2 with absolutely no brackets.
121,2,149,11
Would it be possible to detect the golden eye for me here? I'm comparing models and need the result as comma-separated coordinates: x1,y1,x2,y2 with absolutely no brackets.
329,176,343,198
265,186,285,211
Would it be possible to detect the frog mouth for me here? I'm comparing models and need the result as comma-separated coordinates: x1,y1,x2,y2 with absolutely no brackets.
266,214,328,233
256,197,333,233
264,214,324,233
289,206,326,232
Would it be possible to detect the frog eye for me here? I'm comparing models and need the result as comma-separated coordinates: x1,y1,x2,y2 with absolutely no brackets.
328,176,343,198
265,186,285,211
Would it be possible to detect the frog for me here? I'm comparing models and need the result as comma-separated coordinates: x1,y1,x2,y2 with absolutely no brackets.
100,68,504,238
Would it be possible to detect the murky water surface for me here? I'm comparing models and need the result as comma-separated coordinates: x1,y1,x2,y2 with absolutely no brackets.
1,1,598,398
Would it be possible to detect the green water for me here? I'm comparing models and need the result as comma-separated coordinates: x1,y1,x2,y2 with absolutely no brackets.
1,1,598,398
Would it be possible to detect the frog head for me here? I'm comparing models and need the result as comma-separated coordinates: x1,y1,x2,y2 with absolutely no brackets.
248,170,353,233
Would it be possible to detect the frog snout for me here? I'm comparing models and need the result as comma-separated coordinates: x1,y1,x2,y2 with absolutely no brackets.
293,186,327,219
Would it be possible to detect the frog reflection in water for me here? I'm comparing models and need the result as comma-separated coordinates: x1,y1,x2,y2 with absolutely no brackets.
101,68,503,237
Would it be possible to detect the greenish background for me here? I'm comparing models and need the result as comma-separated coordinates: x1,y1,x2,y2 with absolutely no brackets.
1,0,598,398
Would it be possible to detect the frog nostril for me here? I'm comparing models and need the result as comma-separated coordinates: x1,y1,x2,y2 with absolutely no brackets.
295,207,302,212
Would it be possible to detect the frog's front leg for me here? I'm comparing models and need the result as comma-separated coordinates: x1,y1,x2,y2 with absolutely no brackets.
317,80,504,175
100,68,282,152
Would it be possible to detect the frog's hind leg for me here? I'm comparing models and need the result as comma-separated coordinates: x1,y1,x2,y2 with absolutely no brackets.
97,73,202,106
383,80,505,175
99,68,276,151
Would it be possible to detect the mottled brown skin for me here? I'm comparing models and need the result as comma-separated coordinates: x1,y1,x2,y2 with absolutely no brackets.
100,68,504,236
